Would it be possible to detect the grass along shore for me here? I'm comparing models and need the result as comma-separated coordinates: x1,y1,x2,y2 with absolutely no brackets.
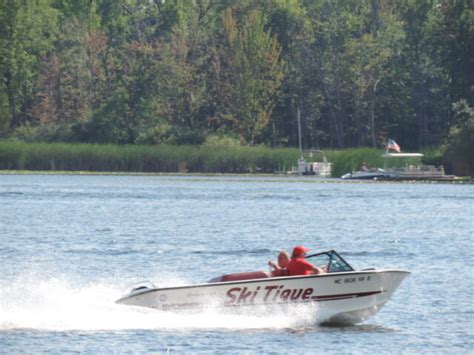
0,140,446,177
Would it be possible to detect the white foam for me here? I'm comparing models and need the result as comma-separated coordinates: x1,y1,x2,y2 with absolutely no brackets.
0,275,319,331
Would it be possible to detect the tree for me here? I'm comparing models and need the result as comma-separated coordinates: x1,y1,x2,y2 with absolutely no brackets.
0,0,58,133
0,0,470,159
36,19,93,126
389,0,450,149
262,0,318,148
432,0,474,107
152,8,213,141
217,8,285,145
303,0,357,148
344,1,404,147
445,99,474,176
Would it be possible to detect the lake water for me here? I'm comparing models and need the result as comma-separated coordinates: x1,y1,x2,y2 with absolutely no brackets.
1,174,473,353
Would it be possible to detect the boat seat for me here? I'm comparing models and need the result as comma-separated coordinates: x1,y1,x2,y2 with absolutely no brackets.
208,271,271,283
270,269,288,277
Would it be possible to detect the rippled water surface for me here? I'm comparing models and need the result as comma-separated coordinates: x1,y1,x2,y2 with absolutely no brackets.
1,174,473,353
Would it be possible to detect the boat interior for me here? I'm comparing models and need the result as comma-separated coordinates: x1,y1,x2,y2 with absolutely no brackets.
208,250,355,283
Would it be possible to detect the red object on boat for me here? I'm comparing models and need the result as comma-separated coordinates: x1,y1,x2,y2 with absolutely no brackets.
219,271,270,282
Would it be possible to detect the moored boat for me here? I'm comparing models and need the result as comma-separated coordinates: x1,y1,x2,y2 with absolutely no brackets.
296,151,332,177
290,108,332,177
342,153,453,181
116,250,410,325
341,139,455,181
341,168,389,180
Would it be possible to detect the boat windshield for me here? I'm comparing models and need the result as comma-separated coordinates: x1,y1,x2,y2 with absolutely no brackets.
305,250,354,273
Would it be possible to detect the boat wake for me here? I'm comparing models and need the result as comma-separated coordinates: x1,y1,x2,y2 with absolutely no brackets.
0,275,320,332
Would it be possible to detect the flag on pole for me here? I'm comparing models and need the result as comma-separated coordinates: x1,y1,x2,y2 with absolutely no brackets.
387,138,401,152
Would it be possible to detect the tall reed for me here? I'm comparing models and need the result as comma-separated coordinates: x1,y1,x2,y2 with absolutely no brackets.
0,141,300,174
0,141,437,176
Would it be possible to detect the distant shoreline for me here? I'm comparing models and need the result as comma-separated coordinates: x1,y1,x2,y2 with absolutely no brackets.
2,141,468,179
1,170,472,184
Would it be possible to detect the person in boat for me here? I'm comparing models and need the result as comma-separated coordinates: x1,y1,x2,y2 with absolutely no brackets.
268,250,290,277
286,246,325,276
360,162,368,171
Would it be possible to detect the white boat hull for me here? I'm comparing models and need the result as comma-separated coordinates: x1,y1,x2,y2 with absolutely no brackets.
117,270,409,325
341,170,388,180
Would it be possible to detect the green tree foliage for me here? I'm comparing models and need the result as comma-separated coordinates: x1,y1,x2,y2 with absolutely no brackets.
218,8,285,145
432,0,474,106
0,0,472,165
299,0,351,149
263,0,315,147
389,0,449,149
344,1,404,147
0,0,58,132
445,99,474,175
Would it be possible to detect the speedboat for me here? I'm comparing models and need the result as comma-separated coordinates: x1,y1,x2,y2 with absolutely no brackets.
341,168,389,180
116,250,410,325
